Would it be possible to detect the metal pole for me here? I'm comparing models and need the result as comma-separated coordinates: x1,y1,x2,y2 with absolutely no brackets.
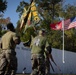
62,20,65,63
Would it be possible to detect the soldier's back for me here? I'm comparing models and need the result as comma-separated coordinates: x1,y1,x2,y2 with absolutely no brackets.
1,31,16,49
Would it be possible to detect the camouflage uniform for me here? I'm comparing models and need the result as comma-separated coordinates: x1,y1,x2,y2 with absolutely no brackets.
30,33,49,75
0,31,18,75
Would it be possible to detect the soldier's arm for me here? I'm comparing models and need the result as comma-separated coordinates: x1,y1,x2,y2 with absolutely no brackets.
13,34,21,45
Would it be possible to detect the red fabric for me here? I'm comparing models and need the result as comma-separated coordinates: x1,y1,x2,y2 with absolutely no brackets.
50,21,62,30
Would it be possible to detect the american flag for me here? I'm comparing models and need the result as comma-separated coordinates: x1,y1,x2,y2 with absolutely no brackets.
67,17,76,29
63,17,76,30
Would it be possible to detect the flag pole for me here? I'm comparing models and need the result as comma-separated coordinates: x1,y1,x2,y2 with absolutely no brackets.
62,20,65,63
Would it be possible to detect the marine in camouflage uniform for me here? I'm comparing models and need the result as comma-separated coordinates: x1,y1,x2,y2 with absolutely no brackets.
0,23,20,75
30,30,49,75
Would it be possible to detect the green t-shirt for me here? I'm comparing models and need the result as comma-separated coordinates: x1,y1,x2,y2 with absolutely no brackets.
30,35,49,54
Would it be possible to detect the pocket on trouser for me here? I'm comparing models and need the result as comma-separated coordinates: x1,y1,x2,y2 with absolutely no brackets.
5,50,12,62
0,51,6,59
31,56,38,70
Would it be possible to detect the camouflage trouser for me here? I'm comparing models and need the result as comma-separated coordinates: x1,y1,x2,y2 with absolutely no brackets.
0,57,7,75
45,58,50,75
30,54,45,75
0,50,17,75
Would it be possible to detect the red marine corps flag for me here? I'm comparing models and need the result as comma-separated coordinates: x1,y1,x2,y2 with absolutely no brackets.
50,21,62,30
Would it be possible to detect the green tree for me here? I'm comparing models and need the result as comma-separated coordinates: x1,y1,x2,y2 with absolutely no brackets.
0,0,7,37
0,0,7,13
16,0,76,52
16,1,29,17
